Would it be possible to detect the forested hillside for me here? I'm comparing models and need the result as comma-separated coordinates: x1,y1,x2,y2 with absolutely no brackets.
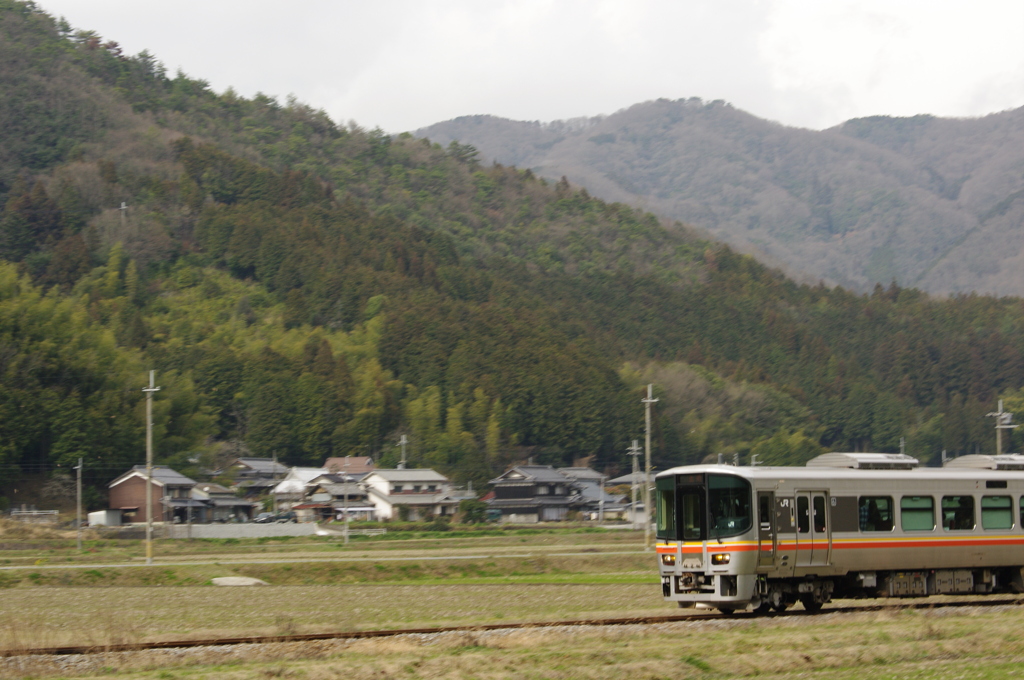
2,1,1024,507
418,100,1024,296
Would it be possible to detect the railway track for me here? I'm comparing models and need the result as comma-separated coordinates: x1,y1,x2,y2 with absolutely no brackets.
4,596,1023,658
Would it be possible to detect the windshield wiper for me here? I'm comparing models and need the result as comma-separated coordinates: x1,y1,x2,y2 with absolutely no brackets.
708,505,723,544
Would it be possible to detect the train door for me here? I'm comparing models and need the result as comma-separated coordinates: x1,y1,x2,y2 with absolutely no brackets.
757,491,775,568
774,496,796,576
795,491,830,568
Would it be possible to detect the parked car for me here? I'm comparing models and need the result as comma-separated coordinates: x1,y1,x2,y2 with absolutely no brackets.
253,512,275,524
274,511,297,523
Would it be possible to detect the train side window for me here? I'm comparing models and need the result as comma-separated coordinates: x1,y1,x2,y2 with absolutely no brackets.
797,496,809,533
981,496,1013,530
900,496,935,531
941,495,975,531
759,495,772,531
1021,496,1024,527
813,495,826,533
858,496,894,531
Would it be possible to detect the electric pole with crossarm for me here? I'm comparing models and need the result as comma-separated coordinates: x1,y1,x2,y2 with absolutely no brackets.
143,371,160,565
642,384,658,550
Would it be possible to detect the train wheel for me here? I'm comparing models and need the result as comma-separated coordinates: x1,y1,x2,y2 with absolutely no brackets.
800,596,823,612
767,587,787,612
717,607,735,615
754,599,773,615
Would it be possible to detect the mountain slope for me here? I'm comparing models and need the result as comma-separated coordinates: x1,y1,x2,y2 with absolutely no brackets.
418,100,1024,295
3,2,1024,505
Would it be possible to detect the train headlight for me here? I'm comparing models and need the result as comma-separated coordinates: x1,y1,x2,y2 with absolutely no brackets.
711,553,731,565
661,554,676,566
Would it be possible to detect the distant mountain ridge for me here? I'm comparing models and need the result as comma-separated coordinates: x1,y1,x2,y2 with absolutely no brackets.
418,100,1024,295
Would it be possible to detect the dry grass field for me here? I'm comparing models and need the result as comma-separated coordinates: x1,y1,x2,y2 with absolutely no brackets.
4,604,1024,679
0,583,676,650
5,523,1024,678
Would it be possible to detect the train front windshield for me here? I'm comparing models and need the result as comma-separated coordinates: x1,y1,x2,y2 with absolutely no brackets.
656,473,752,541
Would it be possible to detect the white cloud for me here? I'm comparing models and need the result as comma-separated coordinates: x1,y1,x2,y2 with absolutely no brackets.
36,0,1024,132
758,0,1024,127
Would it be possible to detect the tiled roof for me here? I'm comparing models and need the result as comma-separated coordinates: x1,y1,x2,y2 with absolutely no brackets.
232,458,289,474
194,483,233,495
558,467,604,481
490,465,569,485
323,456,375,474
365,469,449,483
607,472,653,485
109,465,196,488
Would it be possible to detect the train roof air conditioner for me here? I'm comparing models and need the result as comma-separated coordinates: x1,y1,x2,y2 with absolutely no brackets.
943,454,1024,470
805,452,920,469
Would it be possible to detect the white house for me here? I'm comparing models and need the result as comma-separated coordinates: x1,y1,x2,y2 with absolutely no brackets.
361,469,459,520
270,467,327,510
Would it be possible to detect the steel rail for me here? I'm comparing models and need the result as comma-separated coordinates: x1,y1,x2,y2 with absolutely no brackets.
3,596,1022,658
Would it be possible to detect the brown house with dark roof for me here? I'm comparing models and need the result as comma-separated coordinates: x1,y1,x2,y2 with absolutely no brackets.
108,465,198,523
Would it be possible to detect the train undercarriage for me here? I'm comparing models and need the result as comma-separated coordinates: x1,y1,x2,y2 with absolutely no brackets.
666,566,1024,614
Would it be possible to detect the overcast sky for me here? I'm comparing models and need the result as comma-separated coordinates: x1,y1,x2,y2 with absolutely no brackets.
37,0,1024,133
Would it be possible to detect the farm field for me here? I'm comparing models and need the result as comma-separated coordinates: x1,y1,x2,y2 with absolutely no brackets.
4,603,1024,679
0,523,644,566
7,524,1023,679
0,582,675,650
0,525,653,589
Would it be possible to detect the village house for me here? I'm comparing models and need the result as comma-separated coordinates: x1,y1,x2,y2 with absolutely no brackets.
223,457,289,498
270,467,328,511
295,475,374,522
108,465,199,524
361,469,459,520
558,467,627,520
486,465,582,522
191,482,258,522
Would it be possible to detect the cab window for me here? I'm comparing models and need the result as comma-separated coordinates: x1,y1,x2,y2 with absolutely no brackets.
708,474,751,539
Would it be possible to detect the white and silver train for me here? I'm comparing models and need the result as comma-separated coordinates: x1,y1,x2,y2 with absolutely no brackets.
655,452,1024,613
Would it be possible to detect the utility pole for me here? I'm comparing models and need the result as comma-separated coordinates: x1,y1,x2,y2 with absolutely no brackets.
986,400,1018,456
272,452,280,513
627,439,641,530
75,457,83,552
397,435,408,469
119,202,128,229
343,457,350,546
642,384,658,550
143,370,160,565
598,474,606,524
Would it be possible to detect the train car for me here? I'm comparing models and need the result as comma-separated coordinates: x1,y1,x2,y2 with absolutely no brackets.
655,452,1024,613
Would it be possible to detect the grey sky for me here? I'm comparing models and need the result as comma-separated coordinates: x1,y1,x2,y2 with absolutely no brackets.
38,0,1024,133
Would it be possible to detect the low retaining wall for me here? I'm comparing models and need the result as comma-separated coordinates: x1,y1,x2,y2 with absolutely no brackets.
167,523,320,539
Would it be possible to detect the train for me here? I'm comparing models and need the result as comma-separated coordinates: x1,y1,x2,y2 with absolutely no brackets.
655,452,1024,613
